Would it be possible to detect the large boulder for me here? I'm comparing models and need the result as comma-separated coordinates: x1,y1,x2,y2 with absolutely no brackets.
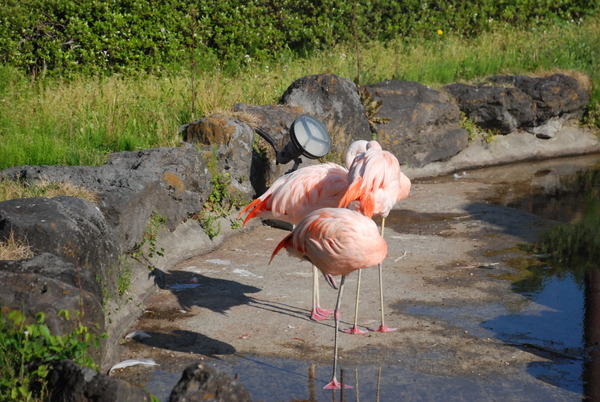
280,74,373,158
0,254,106,363
182,116,254,199
0,196,119,271
1,144,210,250
487,73,590,124
185,109,297,196
444,73,591,139
442,83,535,134
363,80,469,167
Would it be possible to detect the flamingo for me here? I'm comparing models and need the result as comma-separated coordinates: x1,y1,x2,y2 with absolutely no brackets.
270,207,387,389
338,140,411,334
239,141,368,321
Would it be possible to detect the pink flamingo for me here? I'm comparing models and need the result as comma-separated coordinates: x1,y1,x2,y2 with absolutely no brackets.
270,207,387,389
338,140,411,334
239,141,368,321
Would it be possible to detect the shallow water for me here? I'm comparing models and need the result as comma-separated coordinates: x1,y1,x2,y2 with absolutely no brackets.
144,353,580,401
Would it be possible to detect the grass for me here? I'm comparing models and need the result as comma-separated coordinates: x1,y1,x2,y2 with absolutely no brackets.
0,18,598,171
0,231,34,261
0,180,97,203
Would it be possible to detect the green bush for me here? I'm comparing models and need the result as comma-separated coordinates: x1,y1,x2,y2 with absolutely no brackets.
1,0,597,78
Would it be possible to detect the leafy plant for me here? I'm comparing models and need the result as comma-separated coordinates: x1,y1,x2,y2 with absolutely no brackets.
131,212,167,271
360,88,389,135
0,309,103,401
197,172,245,240
194,146,245,240
460,112,479,142
117,256,133,298
1,0,597,78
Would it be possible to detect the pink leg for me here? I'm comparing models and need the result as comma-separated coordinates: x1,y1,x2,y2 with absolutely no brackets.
369,262,397,332
324,275,353,390
370,219,397,333
342,270,367,334
311,265,333,321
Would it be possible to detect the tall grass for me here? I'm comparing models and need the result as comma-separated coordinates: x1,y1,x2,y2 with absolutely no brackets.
0,18,598,170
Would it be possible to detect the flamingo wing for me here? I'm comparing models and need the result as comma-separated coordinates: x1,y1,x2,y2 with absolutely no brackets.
240,163,349,226
270,208,387,277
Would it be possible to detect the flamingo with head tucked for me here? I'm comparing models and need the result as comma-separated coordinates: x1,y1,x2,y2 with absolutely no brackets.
270,207,387,389
239,140,368,321
338,140,411,333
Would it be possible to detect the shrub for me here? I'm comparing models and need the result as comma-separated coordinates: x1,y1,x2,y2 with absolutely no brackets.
1,0,597,78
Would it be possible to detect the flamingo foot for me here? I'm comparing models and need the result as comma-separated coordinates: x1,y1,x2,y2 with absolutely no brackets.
316,306,334,317
341,325,368,335
323,378,353,390
310,308,331,322
370,324,397,333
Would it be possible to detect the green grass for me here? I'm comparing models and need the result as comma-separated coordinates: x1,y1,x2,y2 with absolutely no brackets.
0,18,598,170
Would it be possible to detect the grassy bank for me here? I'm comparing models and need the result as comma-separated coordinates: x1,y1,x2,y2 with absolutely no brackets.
0,18,598,170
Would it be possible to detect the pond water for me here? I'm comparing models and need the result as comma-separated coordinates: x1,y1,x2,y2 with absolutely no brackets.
134,154,600,401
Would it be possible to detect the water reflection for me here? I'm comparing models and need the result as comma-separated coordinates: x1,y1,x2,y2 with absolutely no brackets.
478,155,599,398
144,354,580,401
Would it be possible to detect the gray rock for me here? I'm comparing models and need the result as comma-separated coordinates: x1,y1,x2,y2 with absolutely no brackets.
0,145,210,251
0,196,118,270
45,359,153,401
104,145,212,230
169,362,252,402
487,73,590,125
183,115,258,198
442,83,535,134
363,80,469,167
0,254,106,363
280,74,372,158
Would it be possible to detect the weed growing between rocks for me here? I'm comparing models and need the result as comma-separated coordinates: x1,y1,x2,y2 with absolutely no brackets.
117,256,133,298
195,146,245,240
131,212,167,272
459,112,499,144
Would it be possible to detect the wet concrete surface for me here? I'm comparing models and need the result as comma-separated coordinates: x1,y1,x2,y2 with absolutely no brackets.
111,154,599,401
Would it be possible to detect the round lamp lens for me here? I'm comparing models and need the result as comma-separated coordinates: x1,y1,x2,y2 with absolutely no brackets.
291,116,331,159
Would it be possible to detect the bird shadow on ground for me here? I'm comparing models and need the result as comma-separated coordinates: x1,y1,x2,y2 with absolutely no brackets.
148,267,321,323
149,268,261,315
129,329,237,357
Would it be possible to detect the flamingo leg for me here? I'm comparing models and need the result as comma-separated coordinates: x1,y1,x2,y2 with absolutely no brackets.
371,217,397,332
311,264,333,321
324,275,353,390
342,269,367,334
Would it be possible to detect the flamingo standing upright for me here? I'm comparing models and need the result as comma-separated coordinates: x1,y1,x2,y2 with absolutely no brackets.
239,140,368,321
338,140,411,333
270,207,387,389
